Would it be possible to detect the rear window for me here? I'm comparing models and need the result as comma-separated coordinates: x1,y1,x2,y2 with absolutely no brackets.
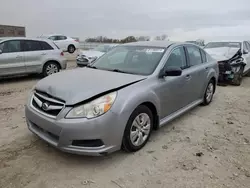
53,42,60,49
200,49,207,63
40,41,54,50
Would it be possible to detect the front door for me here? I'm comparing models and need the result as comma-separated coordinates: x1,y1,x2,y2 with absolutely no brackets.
155,46,191,119
0,40,25,76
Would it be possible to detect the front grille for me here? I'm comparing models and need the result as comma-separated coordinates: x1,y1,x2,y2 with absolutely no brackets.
218,61,232,73
31,90,65,118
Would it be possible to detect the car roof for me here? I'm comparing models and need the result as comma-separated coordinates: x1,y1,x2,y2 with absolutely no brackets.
0,37,53,43
40,34,65,37
121,41,205,48
121,41,181,48
206,40,243,43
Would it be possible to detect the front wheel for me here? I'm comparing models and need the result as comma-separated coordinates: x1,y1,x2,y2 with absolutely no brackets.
202,80,215,105
122,105,153,152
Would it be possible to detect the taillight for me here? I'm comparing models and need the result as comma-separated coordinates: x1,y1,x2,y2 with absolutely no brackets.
60,52,64,56
75,39,79,42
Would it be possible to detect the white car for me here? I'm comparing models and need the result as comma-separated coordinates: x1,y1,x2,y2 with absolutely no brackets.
0,37,67,77
204,41,250,85
39,34,79,53
76,44,118,67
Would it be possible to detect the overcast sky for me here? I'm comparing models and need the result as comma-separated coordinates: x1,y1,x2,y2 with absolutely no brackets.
1,0,250,41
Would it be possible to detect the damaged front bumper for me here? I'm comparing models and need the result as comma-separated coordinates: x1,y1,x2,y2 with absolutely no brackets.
217,50,245,85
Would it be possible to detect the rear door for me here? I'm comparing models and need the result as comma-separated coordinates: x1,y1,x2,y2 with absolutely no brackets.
22,40,45,73
0,40,26,76
184,45,207,103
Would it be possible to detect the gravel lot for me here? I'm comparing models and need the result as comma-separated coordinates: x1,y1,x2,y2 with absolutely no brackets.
0,60,250,188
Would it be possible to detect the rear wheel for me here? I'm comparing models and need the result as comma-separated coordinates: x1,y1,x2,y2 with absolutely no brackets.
202,79,215,105
122,105,153,152
42,62,60,77
68,45,75,53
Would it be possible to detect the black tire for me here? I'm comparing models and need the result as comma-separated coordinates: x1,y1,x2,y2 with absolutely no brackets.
202,79,215,105
42,62,60,77
122,105,153,152
231,66,244,86
68,45,75,53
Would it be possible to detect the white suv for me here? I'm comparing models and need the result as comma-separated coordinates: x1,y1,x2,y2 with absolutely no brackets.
0,37,67,77
39,34,79,53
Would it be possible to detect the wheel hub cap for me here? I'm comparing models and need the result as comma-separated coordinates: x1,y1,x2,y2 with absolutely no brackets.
130,113,151,147
46,64,58,75
206,83,214,102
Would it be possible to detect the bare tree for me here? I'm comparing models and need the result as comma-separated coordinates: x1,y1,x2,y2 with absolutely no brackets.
160,34,168,41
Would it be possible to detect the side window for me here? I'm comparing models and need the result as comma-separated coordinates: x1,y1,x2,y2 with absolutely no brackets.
186,46,202,66
200,49,207,63
57,36,67,40
243,42,248,51
1,40,21,53
40,41,53,50
23,40,42,51
245,42,250,51
48,36,57,41
165,47,187,69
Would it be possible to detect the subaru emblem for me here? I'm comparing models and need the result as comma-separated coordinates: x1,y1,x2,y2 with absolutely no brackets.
42,102,49,111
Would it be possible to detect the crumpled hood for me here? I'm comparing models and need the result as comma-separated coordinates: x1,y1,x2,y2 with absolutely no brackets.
205,47,240,61
78,50,104,58
35,68,146,105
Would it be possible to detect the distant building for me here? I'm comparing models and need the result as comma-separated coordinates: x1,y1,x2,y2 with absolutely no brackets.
0,24,26,37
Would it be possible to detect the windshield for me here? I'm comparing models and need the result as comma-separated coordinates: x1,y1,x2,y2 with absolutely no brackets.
93,45,114,53
91,46,166,75
204,42,241,49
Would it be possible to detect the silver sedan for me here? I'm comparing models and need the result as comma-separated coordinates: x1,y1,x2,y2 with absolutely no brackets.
25,41,219,156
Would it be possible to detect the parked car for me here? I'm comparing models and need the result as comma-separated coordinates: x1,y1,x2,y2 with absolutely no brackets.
204,41,250,85
39,34,79,53
0,37,67,77
25,41,218,156
76,44,118,67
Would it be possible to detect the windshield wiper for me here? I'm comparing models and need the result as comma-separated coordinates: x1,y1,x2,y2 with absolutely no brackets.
110,69,136,75
111,69,128,73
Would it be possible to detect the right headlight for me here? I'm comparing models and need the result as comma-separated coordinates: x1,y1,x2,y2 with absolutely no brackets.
65,92,117,119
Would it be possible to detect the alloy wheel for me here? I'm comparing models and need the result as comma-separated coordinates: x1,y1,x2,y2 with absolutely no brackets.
130,113,151,147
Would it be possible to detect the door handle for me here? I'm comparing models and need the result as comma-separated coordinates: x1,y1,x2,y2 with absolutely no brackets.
41,53,46,55
16,55,22,58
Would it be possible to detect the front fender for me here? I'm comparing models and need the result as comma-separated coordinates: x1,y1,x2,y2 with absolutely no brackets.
110,87,161,130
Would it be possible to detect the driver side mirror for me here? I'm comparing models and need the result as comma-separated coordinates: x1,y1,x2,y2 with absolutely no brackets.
0,50,2,54
159,66,182,78
243,49,249,54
